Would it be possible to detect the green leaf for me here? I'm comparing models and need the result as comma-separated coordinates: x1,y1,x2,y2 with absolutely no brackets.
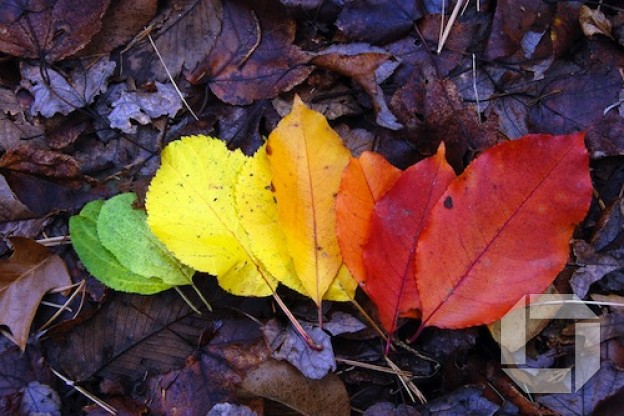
69,200,172,294
97,193,194,286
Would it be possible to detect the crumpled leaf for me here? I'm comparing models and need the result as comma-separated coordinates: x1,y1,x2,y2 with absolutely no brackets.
311,44,402,130
19,381,61,416
21,58,116,117
336,151,401,285
208,403,258,416
146,136,293,297
267,97,351,305
364,144,455,335
570,240,624,298
241,359,350,416
579,5,613,39
415,133,592,331
188,0,311,105
107,82,183,134
0,237,72,350
0,0,110,61
122,0,222,83
262,319,334,380
97,193,194,286
69,199,173,294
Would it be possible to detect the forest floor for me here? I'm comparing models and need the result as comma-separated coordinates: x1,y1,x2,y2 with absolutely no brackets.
1,1,624,415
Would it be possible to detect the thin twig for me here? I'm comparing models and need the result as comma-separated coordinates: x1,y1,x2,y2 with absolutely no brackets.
385,356,427,404
271,292,323,351
437,0,468,54
51,368,118,415
147,34,199,121
336,357,412,377
472,53,482,123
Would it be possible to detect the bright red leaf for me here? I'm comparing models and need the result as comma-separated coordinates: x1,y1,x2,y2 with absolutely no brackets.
363,144,455,337
414,132,592,334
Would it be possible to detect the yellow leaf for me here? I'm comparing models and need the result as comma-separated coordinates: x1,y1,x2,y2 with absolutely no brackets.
146,136,290,297
267,96,351,305
324,264,357,302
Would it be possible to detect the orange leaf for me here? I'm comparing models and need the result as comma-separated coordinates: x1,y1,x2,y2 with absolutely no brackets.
415,133,592,332
267,96,351,305
0,237,72,350
336,151,401,285
363,144,455,335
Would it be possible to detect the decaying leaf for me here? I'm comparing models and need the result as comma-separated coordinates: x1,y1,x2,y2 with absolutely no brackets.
267,97,351,305
579,5,614,39
415,133,592,331
21,58,116,117
311,44,402,130
241,359,350,416
121,0,223,83
0,174,33,222
0,147,80,178
107,82,183,134
364,144,455,336
336,151,401,285
0,0,110,61
19,381,61,416
188,0,312,105
0,237,72,350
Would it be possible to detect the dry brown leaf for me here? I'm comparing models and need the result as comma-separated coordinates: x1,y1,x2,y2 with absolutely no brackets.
241,360,350,416
580,5,614,39
0,147,80,178
0,0,110,61
122,0,223,83
79,0,158,56
0,174,33,222
188,0,312,105
0,237,72,350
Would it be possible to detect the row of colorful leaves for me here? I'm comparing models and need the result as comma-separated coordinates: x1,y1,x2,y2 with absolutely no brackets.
70,97,592,349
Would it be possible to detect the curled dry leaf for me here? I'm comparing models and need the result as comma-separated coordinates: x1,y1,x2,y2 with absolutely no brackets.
579,5,614,39
0,237,72,350
311,44,402,130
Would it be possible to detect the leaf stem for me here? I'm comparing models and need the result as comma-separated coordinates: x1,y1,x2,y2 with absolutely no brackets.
271,292,323,351
189,281,212,312
174,287,201,315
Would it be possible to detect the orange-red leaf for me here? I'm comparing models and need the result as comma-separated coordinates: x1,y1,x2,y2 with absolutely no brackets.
336,151,401,285
415,133,592,331
363,144,455,335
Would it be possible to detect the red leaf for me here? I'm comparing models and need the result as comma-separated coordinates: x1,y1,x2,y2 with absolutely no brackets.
363,144,455,335
415,133,592,332
336,151,401,285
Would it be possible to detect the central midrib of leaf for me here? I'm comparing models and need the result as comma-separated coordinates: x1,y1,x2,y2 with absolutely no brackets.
302,127,321,302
